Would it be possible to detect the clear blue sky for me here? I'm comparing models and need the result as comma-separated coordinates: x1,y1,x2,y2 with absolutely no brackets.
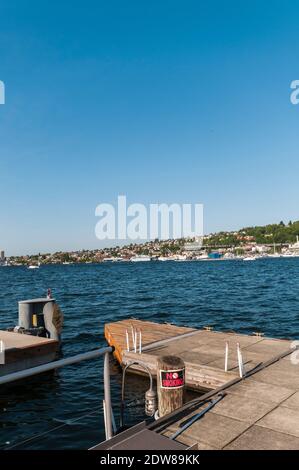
0,1,299,255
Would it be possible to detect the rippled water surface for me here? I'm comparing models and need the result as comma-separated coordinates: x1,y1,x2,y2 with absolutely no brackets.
0,259,298,448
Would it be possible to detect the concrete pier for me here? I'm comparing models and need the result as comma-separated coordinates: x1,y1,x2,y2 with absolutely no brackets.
161,355,299,449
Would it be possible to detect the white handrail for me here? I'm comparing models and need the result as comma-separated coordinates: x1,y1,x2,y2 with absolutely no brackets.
0,346,114,440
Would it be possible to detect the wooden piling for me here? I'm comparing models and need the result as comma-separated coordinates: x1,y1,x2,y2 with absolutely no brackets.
157,355,185,418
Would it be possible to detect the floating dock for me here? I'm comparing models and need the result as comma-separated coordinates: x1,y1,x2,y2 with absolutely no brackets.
0,330,59,377
102,319,299,449
105,320,195,364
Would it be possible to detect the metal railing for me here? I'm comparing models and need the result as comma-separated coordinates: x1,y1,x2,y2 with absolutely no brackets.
0,346,114,440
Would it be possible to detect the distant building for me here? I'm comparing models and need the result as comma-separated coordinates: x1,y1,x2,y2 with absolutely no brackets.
184,237,203,252
0,250,4,261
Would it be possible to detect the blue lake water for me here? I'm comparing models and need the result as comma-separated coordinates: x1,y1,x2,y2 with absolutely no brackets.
0,259,298,449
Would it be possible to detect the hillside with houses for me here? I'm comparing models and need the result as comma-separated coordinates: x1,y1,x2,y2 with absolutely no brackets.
4,220,299,266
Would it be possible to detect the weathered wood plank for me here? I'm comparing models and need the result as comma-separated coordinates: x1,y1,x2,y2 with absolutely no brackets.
0,330,59,377
123,351,237,391
105,320,195,364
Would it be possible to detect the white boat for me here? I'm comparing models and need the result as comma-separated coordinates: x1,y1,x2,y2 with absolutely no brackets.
130,255,151,262
268,243,281,258
195,253,209,260
268,252,281,258
222,252,237,260
173,255,187,261
0,261,9,267
287,237,299,257
243,256,257,261
159,254,187,261
29,261,41,269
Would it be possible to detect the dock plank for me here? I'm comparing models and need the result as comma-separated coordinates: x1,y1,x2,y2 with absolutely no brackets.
123,351,237,391
0,330,57,348
257,406,299,438
0,330,58,376
164,413,251,449
105,319,196,364
224,426,299,450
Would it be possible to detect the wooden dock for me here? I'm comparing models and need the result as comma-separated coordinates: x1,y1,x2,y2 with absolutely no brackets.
105,319,293,391
0,330,59,377
105,320,196,364
103,319,299,449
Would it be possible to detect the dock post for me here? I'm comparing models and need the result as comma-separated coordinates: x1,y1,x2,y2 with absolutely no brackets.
139,329,142,354
18,302,33,329
224,341,229,372
237,342,245,378
104,351,113,440
125,329,130,351
157,356,185,418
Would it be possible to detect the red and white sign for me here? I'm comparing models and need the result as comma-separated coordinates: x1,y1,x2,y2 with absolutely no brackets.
160,368,185,389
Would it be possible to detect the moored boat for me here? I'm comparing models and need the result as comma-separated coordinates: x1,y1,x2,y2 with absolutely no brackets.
130,255,151,262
